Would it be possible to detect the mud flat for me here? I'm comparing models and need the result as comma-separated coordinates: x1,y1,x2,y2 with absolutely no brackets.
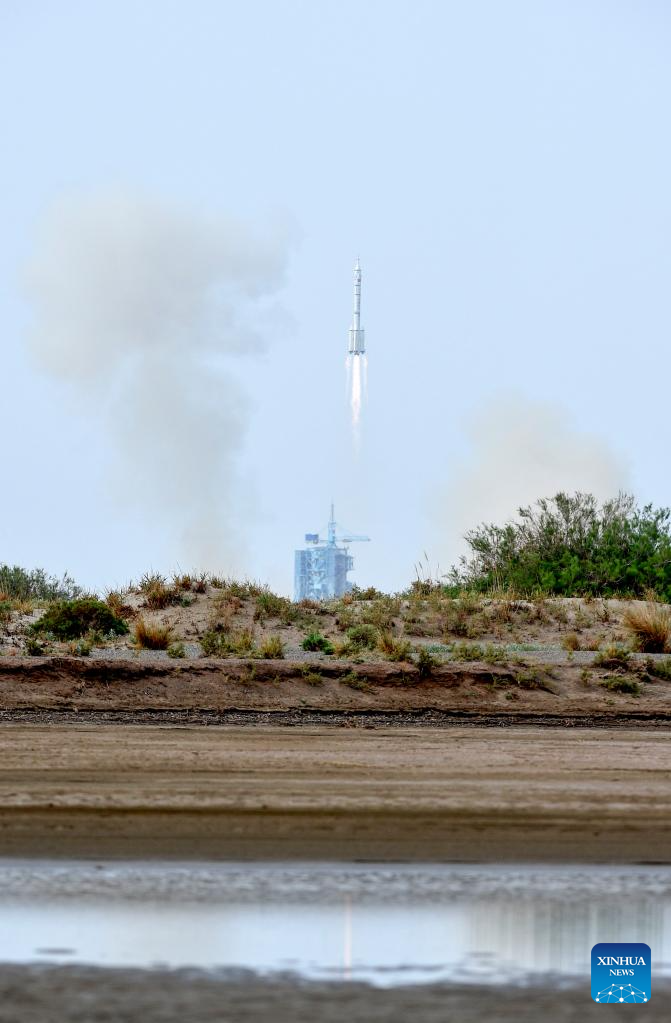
0,966,666,1023
0,725,670,862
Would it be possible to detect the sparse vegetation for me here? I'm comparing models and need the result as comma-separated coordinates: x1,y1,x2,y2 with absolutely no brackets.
562,632,581,652
200,626,256,657
68,638,92,657
200,628,230,656
623,602,671,653
300,667,323,686
415,647,437,679
259,635,285,659
24,636,48,656
345,624,378,650
643,657,671,681
593,645,631,670
340,671,372,692
167,641,186,658
139,575,179,610
134,617,172,650
450,642,486,662
601,675,641,696
105,591,136,620
31,599,129,641
377,631,413,661
302,631,334,655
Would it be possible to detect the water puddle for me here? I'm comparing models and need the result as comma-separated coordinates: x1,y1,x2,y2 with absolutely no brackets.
1,862,670,985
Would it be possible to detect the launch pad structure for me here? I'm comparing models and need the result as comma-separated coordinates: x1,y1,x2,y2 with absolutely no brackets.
294,504,370,602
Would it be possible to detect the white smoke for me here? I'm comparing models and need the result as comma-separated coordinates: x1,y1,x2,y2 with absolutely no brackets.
430,395,630,574
26,189,291,571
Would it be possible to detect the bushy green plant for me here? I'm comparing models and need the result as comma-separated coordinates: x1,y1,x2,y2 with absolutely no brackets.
0,564,81,601
594,645,631,670
601,675,641,696
201,628,230,656
450,492,671,600
345,623,378,650
415,647,437,678
254,590,298,624
302,631,334,654
25,636,48,656
167,641,186,658
31,599,128,640
643,657,671,681
377,630,413,661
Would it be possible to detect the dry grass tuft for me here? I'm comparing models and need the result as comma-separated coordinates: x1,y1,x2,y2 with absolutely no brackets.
562,632,581,652
105,590,136,620
377,630,413,661
623,603,671,653
259,635,285,659
134,616,173,650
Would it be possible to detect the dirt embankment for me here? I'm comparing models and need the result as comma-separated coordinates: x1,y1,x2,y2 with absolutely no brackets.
0,654,669,725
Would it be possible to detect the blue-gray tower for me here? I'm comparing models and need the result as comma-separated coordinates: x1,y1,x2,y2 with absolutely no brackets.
294,504,370,601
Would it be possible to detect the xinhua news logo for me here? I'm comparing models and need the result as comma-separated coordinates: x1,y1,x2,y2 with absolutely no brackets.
591,943,651,1004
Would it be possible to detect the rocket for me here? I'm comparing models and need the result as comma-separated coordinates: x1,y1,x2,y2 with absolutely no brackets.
347,257,365,355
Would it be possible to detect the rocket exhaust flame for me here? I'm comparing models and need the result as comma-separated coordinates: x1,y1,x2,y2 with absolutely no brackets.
349,354,362,430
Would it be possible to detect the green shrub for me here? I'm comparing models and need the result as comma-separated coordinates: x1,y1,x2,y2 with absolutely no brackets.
416,647,438,679
254,590,298,624
25,636,48,656
601,676,641,696
377,631,413,661
340,671,371,692
450,642,486,661
345,624,378,650
450,492,671,600
167,641,186,658
201,628,230,656
593,645,631,670
68,638,92,657
643,657,671,681
31,599,128,640
302,631,334,654
0,565,81,601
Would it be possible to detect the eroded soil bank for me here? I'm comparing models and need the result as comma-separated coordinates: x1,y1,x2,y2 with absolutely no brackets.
1,654,670,723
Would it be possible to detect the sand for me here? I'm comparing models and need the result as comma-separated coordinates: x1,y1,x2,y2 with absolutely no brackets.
0,724,670,862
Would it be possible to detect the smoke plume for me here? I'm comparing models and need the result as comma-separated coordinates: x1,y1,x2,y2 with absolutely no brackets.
26,189,291,571
430,396,629,573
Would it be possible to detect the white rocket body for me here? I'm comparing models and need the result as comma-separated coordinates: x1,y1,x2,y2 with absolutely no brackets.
347,258,365,355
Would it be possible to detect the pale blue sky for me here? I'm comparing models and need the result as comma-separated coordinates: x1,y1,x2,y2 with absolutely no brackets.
2,1,670,594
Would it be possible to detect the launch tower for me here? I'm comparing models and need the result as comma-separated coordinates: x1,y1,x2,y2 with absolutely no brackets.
294,505,370,601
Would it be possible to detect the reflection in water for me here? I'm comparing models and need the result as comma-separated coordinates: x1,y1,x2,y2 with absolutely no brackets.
0,863,669,985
